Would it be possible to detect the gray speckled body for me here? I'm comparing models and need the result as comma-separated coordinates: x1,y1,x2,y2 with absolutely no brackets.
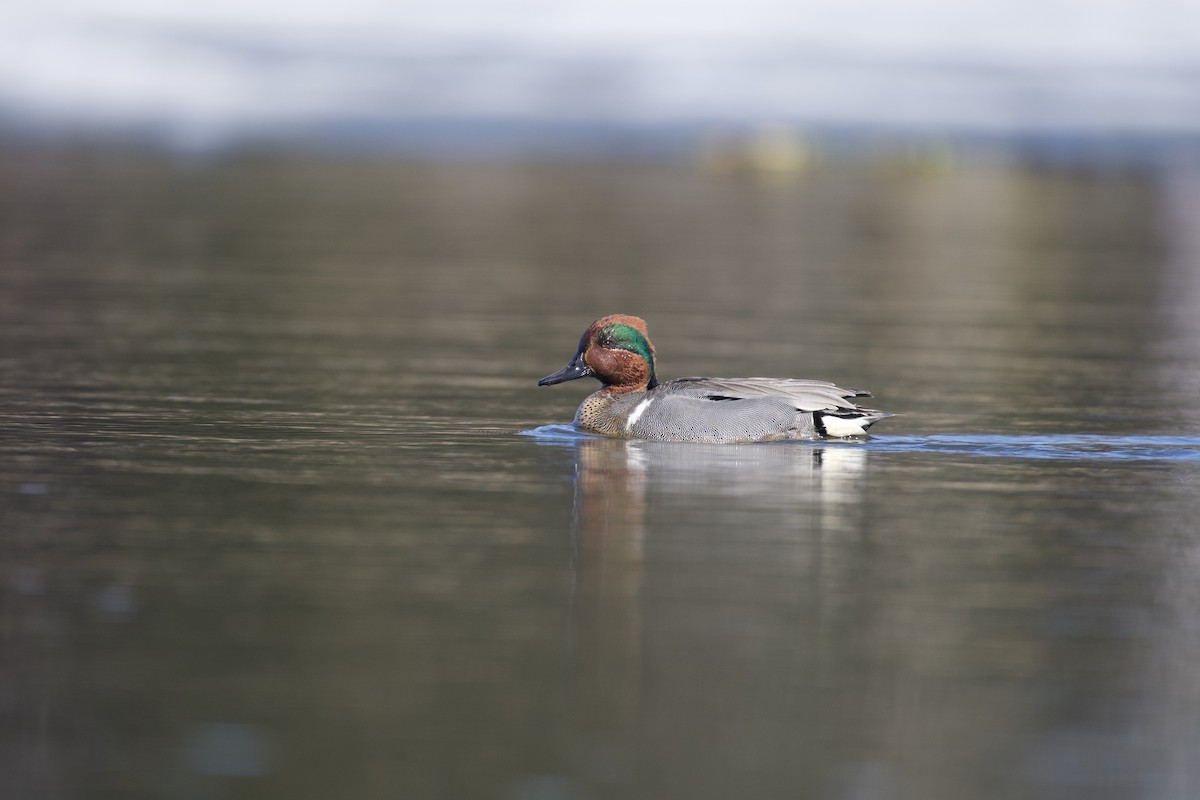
576,377,890,444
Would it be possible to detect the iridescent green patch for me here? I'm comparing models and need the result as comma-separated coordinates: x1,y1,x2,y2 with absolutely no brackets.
601,323,656,381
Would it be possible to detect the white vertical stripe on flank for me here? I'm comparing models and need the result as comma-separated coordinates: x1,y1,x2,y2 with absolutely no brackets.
625,397,654,431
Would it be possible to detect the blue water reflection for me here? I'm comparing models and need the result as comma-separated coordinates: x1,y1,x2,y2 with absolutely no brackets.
869,435,1200,461
526,427,1200,462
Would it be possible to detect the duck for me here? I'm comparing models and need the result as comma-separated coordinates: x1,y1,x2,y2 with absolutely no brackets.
538,314,891,443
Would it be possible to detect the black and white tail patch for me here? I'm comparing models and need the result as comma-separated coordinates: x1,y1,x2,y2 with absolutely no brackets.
815,412,871,438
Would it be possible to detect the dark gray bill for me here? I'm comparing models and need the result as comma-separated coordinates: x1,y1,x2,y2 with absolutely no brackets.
538,352,593,385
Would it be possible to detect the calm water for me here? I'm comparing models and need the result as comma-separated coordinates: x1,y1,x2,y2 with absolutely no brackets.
3,150,1200,799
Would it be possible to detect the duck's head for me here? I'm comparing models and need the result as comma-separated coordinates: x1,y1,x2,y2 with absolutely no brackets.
538,314,658,393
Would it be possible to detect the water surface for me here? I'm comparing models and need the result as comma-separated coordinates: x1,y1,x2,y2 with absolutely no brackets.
3,151,1200,799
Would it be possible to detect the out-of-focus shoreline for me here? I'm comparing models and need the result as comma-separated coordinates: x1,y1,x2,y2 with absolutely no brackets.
3,121,1199,174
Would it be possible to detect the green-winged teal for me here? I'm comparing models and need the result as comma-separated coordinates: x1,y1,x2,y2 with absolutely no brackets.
538,314,892,443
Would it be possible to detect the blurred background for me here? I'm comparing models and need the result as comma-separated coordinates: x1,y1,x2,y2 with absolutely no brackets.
3,0,1200,160
4,3,1200,800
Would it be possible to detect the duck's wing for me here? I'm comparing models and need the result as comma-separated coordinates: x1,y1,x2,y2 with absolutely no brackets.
665,377,873,412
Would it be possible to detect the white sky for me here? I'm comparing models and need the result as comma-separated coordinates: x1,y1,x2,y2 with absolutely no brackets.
2,1,1199,140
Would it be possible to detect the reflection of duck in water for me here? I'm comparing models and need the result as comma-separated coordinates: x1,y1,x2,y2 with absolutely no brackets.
572,436,870,529
554,435,871,791
539,315,891,443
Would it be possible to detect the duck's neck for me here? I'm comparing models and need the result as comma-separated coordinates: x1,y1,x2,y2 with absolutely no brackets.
601,382,649,396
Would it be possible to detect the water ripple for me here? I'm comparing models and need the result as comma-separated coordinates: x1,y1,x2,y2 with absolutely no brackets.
523,427,1200,461
520,424,595,444
851,434,1200,461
